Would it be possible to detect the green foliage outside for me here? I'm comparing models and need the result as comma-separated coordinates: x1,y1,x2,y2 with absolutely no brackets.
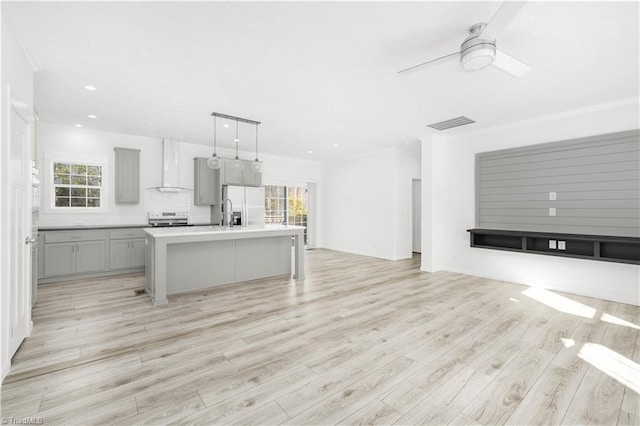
288,196,307,217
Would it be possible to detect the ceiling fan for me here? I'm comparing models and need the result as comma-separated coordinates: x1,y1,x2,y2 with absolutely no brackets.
398,1,531,77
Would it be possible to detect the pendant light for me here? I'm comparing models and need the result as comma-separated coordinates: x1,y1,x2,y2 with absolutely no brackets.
233,118,243,170
207,115,221,169
251,122,262,172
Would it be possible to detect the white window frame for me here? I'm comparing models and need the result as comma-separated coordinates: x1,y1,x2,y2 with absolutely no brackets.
43,152,110,214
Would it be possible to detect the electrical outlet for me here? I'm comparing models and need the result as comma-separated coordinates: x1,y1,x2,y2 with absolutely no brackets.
549,240,557,249
549,192,557,201
558,241,566,250
549,207,557,216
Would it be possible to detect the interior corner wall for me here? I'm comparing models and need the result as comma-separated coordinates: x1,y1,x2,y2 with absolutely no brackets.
420,135,434,272
321,144,421,260
425,100,640,305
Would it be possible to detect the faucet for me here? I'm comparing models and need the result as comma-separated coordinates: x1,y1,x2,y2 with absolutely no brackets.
223,198,233,227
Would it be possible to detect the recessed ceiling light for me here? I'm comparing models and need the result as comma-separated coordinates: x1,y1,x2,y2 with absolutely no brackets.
307,150,313,154
88,114,97,119
332,143,339,147
75,124,83,127
223,124,229,128
84,85,96,91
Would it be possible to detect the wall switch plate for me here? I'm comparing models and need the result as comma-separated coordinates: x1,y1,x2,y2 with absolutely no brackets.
549,240,557,249
549,207,557,216
558,241,566,250
549,192,557,200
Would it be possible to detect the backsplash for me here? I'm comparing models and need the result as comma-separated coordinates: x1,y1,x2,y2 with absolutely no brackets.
143,189,192,217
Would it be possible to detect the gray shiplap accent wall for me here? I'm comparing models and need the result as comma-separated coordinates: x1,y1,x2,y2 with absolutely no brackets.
475,130,640,237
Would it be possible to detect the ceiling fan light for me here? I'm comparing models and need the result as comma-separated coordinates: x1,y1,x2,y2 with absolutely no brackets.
461,46,496,71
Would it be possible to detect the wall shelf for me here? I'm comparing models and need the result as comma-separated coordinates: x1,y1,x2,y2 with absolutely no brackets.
467,229,640,265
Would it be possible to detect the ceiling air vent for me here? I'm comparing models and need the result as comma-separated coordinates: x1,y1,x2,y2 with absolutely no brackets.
427,116,475,131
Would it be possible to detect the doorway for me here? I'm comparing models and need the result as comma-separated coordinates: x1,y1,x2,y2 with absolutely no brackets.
264,184,309,247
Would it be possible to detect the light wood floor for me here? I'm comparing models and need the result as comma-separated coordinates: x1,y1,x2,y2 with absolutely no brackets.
1,249,639,425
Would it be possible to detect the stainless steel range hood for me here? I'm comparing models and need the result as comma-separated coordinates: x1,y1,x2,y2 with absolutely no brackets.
148,139,192,192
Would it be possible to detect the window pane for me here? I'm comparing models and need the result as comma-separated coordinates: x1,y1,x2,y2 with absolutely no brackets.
54,174,70,184
70,188,86,197
55,197,70,207
71,197,87,207
71,164,87,175
55,187,70,197
71,175,87,185
53,161,103,209
54,163,70,174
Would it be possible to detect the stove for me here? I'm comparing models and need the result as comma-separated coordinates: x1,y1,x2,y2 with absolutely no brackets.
148,211,192,227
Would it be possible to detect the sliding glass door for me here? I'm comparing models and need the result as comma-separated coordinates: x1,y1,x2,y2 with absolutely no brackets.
264,185,308,245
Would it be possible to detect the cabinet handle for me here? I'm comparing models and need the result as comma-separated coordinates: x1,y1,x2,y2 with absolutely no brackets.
71,244,74,253
71,236,81,239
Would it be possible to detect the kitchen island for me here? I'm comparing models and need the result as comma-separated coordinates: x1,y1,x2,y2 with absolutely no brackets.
144,224,305,305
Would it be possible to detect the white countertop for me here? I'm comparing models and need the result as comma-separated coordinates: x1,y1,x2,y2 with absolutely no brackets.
144,224,305,238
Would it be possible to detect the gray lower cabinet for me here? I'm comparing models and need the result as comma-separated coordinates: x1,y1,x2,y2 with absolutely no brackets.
194,157,220,206
43,240,105,277
76,241,106,273
39,227,146,283
44,242,76,276
109,229,147,270
110,238,146,269
109,228,147,270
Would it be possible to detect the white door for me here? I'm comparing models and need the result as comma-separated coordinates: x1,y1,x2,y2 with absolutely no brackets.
7,100,32,359
412,179,422,253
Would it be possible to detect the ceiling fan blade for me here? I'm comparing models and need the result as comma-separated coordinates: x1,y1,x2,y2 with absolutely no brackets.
492,49,531,77
397,51,460,76
480,1,527,40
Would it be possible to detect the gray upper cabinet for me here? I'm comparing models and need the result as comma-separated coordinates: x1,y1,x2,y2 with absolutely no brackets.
194,158,220,206
222,159,244,186
242,162,262,187
220,158,262,187
114,147,141,204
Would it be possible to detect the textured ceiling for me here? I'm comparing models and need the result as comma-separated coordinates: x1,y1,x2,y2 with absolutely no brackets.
3,1,639,161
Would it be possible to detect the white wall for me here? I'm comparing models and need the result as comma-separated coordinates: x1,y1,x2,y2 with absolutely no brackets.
421,99,640,305
322,143,421,260
1,16,36,380
37,123,322,227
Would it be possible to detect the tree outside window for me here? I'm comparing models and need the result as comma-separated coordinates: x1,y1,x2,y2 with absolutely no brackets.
53,162,103,208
